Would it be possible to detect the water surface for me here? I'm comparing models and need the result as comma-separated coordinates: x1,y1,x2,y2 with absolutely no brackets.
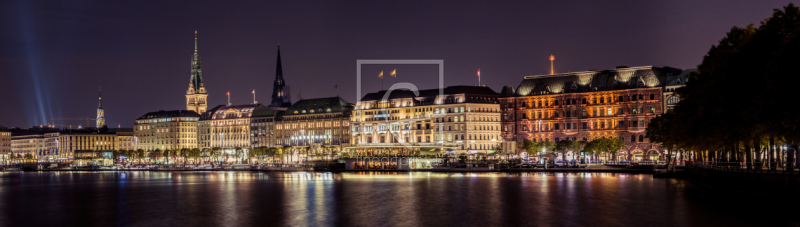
0,171,793,226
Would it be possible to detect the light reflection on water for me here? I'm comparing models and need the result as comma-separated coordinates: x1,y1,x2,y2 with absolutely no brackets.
0,171,795,226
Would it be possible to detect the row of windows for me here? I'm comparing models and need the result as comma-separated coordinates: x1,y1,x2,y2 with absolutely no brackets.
514,93,658,108
520,119,649,131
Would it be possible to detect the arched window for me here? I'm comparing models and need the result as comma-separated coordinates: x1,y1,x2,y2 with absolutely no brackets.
582,98,587,104
593,98,597,103
638,94,643,100
638,135,644,142
572,99,576,104
618,96,624,102
631,135,636,143
649,94,655,100
667,96,680,105
631,95,636,101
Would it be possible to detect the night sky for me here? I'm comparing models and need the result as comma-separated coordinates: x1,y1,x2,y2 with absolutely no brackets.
0,1,792,128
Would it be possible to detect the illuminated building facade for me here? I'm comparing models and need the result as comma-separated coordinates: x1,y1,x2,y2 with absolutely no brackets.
11,133,45,160
57,131,118,159
350,86,502,155
275,97,352,149
134,110,200,151
186,31,208,114
114,129,134,151
198,104,262,149
0,130,10,163
96,88,105,128
249,106,286,148
500,66,687,161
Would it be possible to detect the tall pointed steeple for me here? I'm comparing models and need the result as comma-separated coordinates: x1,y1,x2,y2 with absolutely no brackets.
270,44,290,107
187,30,208,113
96,86,105,128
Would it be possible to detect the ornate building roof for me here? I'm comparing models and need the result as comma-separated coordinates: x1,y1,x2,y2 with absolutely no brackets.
136,110,200,121
251,106,286,118
201,104,264,120
284,97,352,116
665,68,694,86
512,66,684,97
359,85,499,102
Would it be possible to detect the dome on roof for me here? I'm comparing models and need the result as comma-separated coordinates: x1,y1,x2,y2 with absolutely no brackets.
615,69,635,82
546,78,566,93
577,73,595,86
640,70,660,87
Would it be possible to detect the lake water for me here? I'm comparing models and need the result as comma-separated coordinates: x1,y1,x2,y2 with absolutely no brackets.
0,171,795,226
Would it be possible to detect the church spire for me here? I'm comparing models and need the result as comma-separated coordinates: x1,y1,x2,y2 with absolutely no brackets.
189,30,203,91
98,86,103,109
270,44,290,107
275,44,283,80
96,86,105,128
186,30,208,113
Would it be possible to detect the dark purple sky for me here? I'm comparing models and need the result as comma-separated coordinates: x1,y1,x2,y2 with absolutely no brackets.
0,0,792,128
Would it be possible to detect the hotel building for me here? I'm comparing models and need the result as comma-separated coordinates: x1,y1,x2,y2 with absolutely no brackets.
350,86,502,155
275,97,352,149
134,110,200,151
500,66,688,161
198,104,262,149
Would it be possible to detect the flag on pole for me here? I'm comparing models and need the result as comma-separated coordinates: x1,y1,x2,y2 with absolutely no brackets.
378,70,383,78
390,69,396,77
477,69,481,77
252,89,255,94
227,91,230,96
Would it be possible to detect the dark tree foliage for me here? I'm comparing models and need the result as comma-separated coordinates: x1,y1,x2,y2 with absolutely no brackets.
647,4,800,165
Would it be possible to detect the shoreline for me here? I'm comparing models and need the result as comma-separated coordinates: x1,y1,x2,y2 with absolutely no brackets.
2,168,655,174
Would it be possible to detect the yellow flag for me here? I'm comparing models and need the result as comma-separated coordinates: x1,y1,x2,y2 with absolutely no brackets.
378,70,383,78
391,69,396,77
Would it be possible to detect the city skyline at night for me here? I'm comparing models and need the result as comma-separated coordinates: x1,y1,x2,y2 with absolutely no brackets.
0,1,792,128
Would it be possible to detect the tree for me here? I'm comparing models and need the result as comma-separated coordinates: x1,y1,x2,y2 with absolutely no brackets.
233,147,244,164
647,4,800,170
211,147,222,164
136,149,145,164
149,149,161,163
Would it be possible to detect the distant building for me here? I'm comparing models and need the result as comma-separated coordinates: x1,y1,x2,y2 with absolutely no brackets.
186,31,208,114
198,104,263,149
499,66,686,162
663,69,692,112
134,110,200,151
112,128,135,151
270,45,291,107
350,86,502,155
0,130,11,164
249,106,286,148
11,133,45,161
276,97,352,149
57,129,118,159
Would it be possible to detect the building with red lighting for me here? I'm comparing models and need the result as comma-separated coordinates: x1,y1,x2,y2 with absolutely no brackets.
499,66,688,162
